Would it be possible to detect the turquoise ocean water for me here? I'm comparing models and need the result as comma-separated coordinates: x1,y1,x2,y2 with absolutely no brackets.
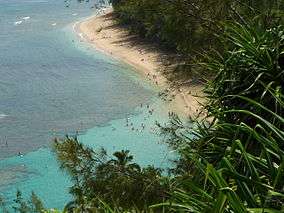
0,0,174,210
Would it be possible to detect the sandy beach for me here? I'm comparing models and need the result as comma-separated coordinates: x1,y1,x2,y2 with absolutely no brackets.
75,9,204,117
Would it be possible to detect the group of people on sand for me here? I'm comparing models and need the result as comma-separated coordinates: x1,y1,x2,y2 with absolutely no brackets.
144,103,156,116
147,73,159,85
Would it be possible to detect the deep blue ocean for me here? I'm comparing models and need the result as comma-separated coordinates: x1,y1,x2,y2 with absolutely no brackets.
0,0,173,210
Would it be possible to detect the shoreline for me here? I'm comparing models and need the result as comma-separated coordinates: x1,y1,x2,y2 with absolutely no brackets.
74,9,204,118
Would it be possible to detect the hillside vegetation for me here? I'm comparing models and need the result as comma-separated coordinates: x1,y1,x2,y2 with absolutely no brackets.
112,0,284,82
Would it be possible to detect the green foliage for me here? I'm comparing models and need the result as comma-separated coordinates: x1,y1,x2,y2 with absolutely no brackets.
158,22,284,212
0,196,9,213
112,0,284,83
53,137,168,211
113,0,284,55
12,191,45,213
43,210,63,213
205,23,284,123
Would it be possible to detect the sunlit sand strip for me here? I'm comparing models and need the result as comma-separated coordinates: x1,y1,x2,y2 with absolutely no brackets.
74,8,204,118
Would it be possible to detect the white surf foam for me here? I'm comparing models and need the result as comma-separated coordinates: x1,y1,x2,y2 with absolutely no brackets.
78,33,84,39
0,114,8,119
22,16,30,20
14,21,23,25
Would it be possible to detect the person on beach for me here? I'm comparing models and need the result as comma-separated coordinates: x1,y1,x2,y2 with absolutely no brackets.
5,137,8,147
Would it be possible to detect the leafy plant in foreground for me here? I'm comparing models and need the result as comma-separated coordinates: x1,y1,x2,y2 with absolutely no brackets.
157,22,284,212
53,137,168,212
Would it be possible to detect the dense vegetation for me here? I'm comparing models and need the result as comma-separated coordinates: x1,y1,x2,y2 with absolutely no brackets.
53,137,168,211
111,0,283,53
158,23,284,212
112,0,284,82
2,0,284,212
